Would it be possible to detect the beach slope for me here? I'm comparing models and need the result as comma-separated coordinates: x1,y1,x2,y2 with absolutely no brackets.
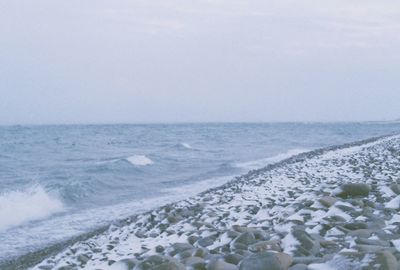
26,135,400,269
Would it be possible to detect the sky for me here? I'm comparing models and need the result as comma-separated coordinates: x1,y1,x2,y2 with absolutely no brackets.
0,0,399,124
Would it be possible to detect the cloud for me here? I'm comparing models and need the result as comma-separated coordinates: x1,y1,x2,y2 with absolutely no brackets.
1,0,400,124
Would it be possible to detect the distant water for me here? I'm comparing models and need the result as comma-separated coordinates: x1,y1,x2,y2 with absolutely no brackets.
0,122,399,261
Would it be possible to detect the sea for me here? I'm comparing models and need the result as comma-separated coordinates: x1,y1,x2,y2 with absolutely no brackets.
0,122,399,261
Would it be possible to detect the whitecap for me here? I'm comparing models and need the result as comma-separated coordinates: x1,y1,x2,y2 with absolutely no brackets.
0,185,64,231
125,155,154,166
180,142,192,149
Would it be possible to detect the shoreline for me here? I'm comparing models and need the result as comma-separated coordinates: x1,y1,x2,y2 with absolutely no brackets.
2,133,400,270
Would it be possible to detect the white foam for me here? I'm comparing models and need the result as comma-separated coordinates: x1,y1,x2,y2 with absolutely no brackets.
235,148,309,171
161,175,235,196
0,185,64,231
180,142,192,149
126,155,154,166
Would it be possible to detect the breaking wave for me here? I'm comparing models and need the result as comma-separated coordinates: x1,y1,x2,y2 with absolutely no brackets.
0,185,64,231
125,155,154,166
180,142,192,149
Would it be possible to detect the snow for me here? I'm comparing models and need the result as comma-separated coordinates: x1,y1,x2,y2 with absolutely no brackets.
391,239,400,252
379,186,396,198
308,263,337,270
281,232,299,255
386,196,400,209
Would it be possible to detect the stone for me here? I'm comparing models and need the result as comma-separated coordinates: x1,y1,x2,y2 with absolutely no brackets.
77,254,90,265
292,257,327,265
152,261,185,270
57,266,75,270
354,244,388,253
198,236,217,247
110,258,137,270
224,254,244,265
230,232,257,249
145,255,165,265
390,183,400,194
291,229,320,256
188,235,200,245
319,196,338,208
170,243,193,253
343,222,368,230
288,264,308,270
231,226,268,240
347,229,374,238
367,251,398,270
156,245,165,253
334,183,371,198
207,260,239,270
239,252,292,270
174,249,193,260
355,238,390,247
248,240,282,252
193,248,209,258
167,215,183,224
335,251,398,269
376,251,398,270
38,266,53,270
183,256,205,266
366,220,386,230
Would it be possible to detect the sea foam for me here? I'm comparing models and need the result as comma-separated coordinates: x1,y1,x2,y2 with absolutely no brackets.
235,148,309,171
0,185,64,231
126,155,154,166
180,142,192,149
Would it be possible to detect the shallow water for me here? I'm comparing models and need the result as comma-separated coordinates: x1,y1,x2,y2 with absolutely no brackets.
0,122,399,260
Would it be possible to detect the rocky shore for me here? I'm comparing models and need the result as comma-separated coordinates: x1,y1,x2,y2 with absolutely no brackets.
32,135,400,270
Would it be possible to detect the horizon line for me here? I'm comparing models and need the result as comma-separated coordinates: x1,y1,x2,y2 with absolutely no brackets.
0,119,399,127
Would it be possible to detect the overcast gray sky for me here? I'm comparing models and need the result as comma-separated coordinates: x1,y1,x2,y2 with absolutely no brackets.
0,0,399,124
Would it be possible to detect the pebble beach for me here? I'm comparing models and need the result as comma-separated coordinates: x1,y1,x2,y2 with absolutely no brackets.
17,135,400,270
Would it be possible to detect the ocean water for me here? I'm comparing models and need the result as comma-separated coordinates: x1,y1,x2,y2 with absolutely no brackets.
0,122,399,261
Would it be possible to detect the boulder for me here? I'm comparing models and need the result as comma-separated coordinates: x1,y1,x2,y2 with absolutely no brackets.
168,243,194,256
152,261,185,270
192,248,209,258
239,252,292,270
231,226,268,240
110,258,137,270
224,254,244,265
334,183,371,198
183,256,206,269
390,183,400,194
198,236,217,247
230,232,257,249
208,260,239,270
343,222,368,230
291,229,320,256
365,251,398,270
248,240,282,252
288,264,308,270
330,251,398,270
319,196,338,208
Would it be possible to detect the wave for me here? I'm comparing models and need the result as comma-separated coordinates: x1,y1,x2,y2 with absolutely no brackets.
180,142,192,149
235,148,310,171
125,155,154,166
0,185,64,231
170,142,195,150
